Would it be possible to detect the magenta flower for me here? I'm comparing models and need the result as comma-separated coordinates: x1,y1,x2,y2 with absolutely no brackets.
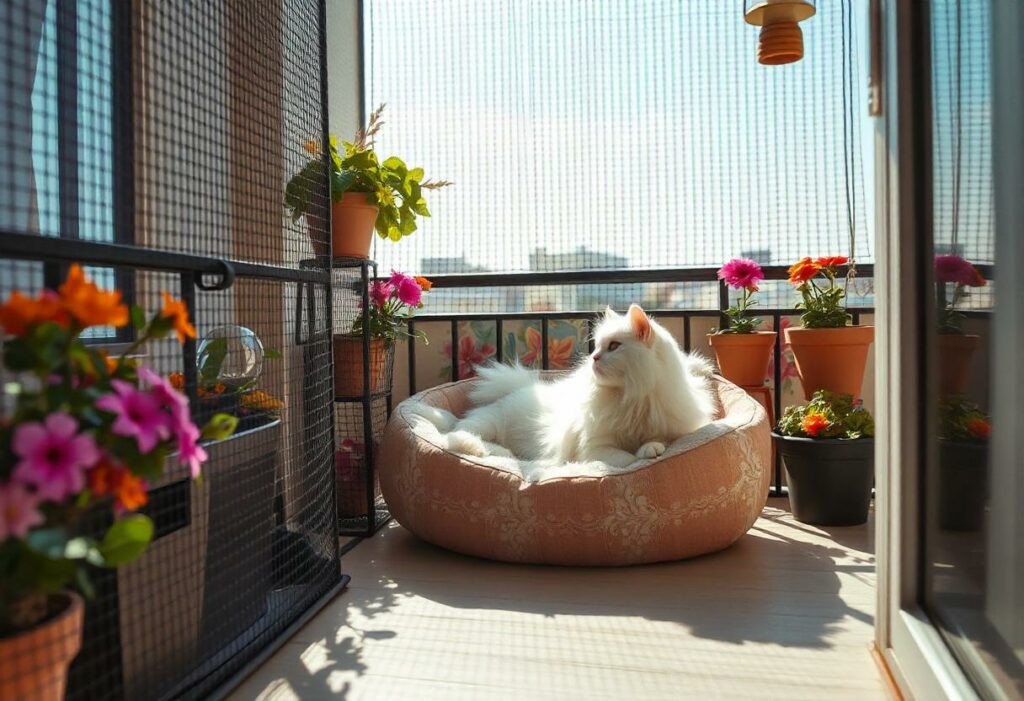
369,280,394,308
138,367,189,415
717,258,765,290
395,276,422,307
96,379,171,453
0,481,44,540
934,255,976,285
175,420,208,479
12,412,100,501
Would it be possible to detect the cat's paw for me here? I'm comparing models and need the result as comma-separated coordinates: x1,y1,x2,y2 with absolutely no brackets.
636,441,667,459
447,430,489,457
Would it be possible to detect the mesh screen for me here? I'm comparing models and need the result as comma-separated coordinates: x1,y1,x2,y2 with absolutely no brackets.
363,0,872,280
0,1,341,700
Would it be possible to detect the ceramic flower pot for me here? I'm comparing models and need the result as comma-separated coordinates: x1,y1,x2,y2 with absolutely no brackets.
333,336,392,397
937,439,989,532
331,192,379,259
707,331,777,386
935,333,979,398
773,434,874,526
784,325,874,400
0,592,83,701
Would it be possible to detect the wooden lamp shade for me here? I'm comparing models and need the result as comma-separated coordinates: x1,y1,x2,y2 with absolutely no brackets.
744,0,816,65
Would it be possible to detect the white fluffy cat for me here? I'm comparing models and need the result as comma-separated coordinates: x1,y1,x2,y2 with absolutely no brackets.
445,304,715,468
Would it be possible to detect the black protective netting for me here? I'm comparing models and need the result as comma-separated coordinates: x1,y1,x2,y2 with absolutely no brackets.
363,0,872,280
0,1,340,700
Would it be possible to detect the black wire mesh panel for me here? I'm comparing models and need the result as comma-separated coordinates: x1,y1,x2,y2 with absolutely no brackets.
0,1,340,700
331,262,393,537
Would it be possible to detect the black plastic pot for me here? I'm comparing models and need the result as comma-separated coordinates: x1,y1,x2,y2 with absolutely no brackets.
938,439,989,531
772,433,874,526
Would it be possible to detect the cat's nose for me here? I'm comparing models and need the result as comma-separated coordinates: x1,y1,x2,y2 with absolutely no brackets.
592,353,602,362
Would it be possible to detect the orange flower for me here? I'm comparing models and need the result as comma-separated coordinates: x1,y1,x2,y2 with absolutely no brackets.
968,265,987,288
59,264,129,328
169,372,185,391
88,461,148,512
198,384,226,398
160,291,197,343
967,418,990,440
814,256,849,270
415,276,433,291
303,138,320,155
787,257,821,285
0,290,68,336
801,412,831,437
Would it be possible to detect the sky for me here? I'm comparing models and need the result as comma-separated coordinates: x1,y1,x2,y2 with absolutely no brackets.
362,0,881,276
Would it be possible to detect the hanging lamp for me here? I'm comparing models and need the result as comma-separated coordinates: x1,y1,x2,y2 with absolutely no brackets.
744,0,816,65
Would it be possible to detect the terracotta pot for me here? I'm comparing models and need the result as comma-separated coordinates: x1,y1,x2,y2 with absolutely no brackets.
707,331,777,387
332,192,379,259
936,333,979,398
334,336,391,397
0,592,83,701
784,326,874,400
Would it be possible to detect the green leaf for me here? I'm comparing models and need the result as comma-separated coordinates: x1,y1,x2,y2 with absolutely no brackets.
98,515,154,567
264,349,283,360
381,156,407,175
75,568,96,599
199,337,228,383
130,305,146,332
201,413,238,441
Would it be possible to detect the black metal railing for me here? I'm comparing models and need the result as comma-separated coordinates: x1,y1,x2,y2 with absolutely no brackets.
397,262,991,497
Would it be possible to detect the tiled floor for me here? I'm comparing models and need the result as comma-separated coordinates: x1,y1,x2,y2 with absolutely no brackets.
230,498,884,700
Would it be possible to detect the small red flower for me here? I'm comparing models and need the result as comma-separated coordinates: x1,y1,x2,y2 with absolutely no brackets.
814,256,849,270
966,418,990,440
787,257,821,285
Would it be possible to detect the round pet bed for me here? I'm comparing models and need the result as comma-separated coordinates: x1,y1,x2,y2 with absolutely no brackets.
378,377,771,566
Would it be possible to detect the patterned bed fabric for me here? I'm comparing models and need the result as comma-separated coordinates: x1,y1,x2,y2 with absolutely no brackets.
378,377,772,566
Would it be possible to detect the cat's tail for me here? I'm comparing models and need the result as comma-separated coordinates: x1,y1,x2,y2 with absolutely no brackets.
468,362,538,406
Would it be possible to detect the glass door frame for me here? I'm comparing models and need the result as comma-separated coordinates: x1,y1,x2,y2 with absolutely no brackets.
874,0,1021,698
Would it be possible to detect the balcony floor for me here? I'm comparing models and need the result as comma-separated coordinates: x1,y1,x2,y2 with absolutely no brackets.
231,498,883,700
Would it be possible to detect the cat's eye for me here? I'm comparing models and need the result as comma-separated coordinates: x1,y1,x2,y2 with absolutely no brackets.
607,341,621,351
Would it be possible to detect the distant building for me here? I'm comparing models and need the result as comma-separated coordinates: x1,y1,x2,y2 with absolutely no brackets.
529,245,628,272
419,256,488,275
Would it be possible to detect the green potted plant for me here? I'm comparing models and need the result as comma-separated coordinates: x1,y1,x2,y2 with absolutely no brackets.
934,255,987,397
335,272,430,396
936,396,990,531
773,390,875,526
708,258,776,386
285,105,451,259
784,256,874,399
0,266,234,700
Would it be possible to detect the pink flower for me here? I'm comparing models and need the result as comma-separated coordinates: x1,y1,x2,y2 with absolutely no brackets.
138,367,189,416
395,276,422,307
175,420,207,479
336,439,364,481
717,258,765,290
96,379,171,453
0,482,44,540
934,255,976,285
369,281,394,308
12,412,100,501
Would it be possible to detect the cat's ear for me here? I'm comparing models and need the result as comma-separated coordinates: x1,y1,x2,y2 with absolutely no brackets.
628,304,653,345
603,306,618,321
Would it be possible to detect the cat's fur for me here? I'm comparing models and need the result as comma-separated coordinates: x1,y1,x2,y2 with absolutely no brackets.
444,304,715,468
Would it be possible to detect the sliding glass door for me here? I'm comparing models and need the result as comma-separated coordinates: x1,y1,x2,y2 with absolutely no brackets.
876,0,1023,698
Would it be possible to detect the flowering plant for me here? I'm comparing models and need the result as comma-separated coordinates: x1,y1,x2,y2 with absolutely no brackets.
0,266,236,634
934,255,986,334
787,256,853,328
351,272,431,346
938,396,990,442
284,104,451,242
715,258,766,334
777,390,875,440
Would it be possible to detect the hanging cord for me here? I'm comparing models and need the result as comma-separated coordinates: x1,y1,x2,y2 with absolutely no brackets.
840,0,860,291
950,0,962,251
